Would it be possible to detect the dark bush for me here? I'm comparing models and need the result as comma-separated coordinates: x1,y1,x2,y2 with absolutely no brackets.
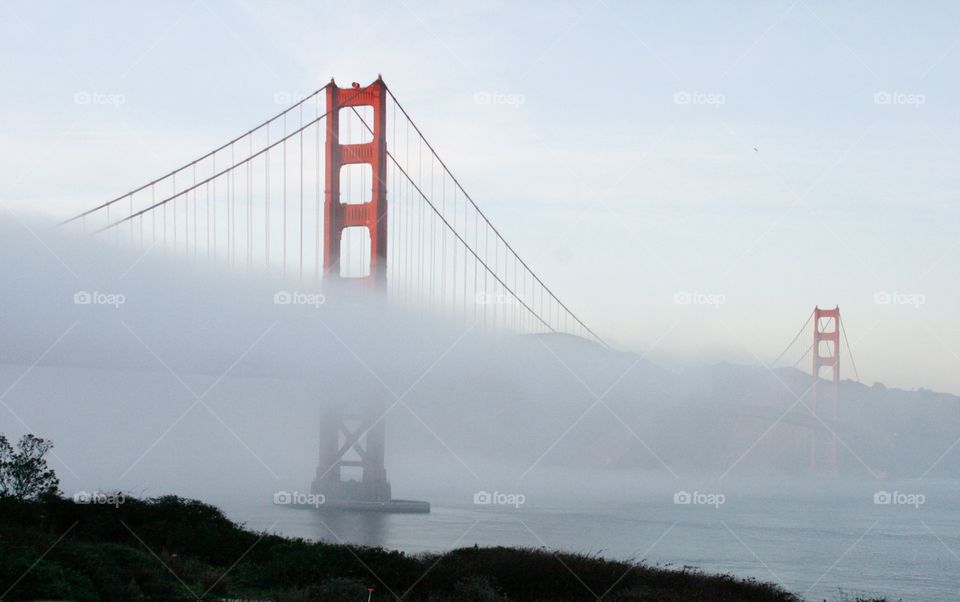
0,495,805,601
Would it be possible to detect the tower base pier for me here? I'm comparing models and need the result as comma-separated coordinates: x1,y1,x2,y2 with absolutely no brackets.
307,402,429,514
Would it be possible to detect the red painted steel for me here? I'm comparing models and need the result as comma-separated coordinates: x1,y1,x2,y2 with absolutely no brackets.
323,77,388,284
811,306,840,472
313,78,392,504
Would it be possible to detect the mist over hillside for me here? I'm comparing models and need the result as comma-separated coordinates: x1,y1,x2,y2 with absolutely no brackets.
1,215,957,509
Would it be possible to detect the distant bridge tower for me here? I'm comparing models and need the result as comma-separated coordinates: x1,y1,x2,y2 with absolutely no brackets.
312,77,392,504
810,306,840,473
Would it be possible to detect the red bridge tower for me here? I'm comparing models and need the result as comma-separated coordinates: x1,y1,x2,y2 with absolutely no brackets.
312,78,392,504
810,306,840,473
322,77,388,285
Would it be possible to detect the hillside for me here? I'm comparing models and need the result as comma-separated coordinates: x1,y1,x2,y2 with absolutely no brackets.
0,495,798,601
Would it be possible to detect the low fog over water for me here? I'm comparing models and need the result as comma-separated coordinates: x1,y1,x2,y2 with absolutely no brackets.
4,216,959,491
3,215,960,599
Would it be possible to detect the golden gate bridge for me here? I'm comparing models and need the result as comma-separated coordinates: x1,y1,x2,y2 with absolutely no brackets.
60,77,862,509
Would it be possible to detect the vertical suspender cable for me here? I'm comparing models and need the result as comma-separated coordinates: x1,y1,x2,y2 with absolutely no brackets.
406,117,412,303
266,121,270,270
418,129,423,308
250,134,254,269
440,163,446,310
430,152,435,306
193,163,197,262
212,154,217,264
315,96,321,287
283,113,287,277
299,102,304,283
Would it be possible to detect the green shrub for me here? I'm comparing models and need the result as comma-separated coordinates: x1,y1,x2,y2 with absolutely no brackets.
0,495,801,601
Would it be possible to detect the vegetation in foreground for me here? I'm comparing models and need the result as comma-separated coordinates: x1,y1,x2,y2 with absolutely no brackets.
1,493,802,602
0,433,866,601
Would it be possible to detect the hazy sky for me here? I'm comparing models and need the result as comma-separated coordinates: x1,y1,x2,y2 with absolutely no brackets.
2,1,959,392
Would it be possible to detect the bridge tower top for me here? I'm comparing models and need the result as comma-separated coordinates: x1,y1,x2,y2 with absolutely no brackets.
324,77,388,287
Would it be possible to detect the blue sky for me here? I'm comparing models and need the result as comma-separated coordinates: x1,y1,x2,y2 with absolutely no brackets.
2,0,959,392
